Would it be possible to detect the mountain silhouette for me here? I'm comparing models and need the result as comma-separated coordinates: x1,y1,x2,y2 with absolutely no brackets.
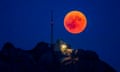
0,41,116,72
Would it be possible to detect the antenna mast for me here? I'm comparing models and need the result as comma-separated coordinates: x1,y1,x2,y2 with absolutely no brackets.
50,11,54,48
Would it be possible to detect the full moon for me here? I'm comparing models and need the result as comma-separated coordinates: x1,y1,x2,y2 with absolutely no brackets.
64,10,87,34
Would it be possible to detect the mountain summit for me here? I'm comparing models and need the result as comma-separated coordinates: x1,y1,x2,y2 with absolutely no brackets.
0,41,116,72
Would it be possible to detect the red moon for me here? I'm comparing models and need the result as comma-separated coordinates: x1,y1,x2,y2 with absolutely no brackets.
64,10,87,34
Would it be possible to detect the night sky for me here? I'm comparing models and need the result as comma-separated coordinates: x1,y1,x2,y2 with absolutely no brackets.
0,0,120,71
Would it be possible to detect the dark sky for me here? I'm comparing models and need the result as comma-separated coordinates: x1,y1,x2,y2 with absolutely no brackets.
0,0,120,71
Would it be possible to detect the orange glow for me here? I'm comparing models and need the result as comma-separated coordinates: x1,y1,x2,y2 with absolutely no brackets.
64,10,87,34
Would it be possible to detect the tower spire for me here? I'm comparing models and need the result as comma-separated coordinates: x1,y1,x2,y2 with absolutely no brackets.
50,10,54,47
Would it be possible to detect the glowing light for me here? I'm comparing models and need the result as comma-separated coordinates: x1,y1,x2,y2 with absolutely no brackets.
60,44,67,54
